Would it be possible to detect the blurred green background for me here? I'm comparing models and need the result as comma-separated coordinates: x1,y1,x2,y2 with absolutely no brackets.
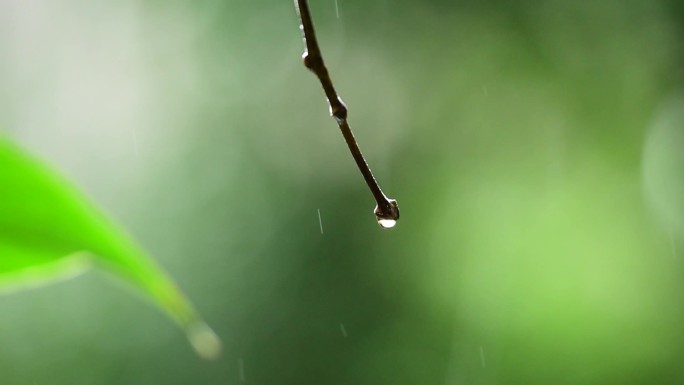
1,0,684,384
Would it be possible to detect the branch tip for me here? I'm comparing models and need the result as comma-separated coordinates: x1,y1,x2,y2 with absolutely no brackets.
294,0,400,227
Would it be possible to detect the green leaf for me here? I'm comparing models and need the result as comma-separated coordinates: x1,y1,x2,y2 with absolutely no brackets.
0,135,221,359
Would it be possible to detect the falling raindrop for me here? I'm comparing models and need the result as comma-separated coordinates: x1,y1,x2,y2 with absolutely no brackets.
239,358,246,382
318,208,324,234
479,346,486,368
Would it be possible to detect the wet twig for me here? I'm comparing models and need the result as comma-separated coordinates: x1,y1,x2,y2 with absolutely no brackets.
294,0,400,228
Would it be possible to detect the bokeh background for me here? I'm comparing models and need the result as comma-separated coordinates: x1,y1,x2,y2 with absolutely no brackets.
1,0,684,384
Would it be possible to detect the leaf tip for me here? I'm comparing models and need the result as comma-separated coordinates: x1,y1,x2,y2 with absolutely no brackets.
186,321,223,360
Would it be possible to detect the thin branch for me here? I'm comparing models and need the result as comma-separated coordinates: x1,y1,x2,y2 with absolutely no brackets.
294,0,400,228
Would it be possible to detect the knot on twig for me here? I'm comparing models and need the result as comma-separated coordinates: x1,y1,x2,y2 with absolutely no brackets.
302,52,319,72
330,98,348,123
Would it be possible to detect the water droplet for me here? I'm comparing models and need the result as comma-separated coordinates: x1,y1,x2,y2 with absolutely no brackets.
377,218,397,229
374,200,399,229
